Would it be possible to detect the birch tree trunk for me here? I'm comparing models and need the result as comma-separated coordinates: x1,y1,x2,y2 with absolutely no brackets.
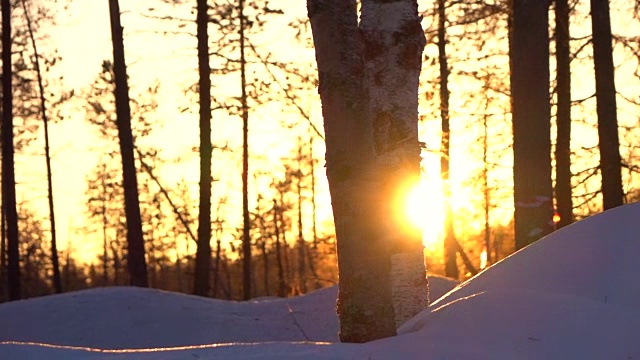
308,0,428,342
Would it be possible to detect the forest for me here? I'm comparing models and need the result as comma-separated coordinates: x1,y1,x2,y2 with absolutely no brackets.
1,0,639,342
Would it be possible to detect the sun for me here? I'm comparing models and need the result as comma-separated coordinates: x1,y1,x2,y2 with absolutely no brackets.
403,177,445,249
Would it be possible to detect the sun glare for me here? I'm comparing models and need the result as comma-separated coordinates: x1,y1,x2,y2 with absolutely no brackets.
404,178,445,249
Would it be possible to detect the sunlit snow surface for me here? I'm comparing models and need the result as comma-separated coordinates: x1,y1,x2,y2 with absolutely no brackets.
3,203,640,359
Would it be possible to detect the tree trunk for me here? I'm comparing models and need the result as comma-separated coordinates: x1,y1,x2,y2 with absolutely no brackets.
22,0,62,293
308,0,427,342
193,0,213,297
438,0,458,279
2,0,22,301
296,143,307,293
482,114,491,265
239,0,252,301
590,0,623,210
554,0,573,229
510,0,554,251
273,199,286,297
108,0,148,287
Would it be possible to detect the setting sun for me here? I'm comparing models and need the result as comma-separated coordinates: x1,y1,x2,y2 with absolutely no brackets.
404,177,445,249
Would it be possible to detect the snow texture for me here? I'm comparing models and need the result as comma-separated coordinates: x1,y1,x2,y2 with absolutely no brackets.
2,203,640,359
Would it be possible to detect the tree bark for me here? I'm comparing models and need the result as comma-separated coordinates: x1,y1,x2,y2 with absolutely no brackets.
438,0,458,279
193,0,213,297
108,0,148,287
554,0,573,229
2,0,22,301
590,0,623,210
510,0,554,251
308,0,427,342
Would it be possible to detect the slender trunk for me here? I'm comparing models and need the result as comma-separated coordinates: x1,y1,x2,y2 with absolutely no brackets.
108,0,148,287
22,0,62,293
438,0,458,279
136,148,197,244
309,135,318,249
101,168,109,285
273,199,286,297
510,0,554,250
2,0,22,301
297,142,306,293
213,226,222,297
554,0,573,228
193,0,213,297
239,0,252,301
590,0,623,210
482,114,491,265
261,237,269,296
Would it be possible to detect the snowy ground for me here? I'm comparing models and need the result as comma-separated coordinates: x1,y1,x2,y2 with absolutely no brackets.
2,203,640,359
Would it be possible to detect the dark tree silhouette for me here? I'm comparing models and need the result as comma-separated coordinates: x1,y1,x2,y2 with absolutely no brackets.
193,0,213,297
437,0,459,279
238,0,252,301
591,0,623,210
108,0,148,287
21,0,62,293
510,0,554,250
554,0,573,228
2,0,22,301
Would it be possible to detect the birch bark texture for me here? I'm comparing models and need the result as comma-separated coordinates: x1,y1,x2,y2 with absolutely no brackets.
308,0,428,342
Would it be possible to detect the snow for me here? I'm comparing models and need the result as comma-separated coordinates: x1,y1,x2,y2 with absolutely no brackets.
3,203,640,359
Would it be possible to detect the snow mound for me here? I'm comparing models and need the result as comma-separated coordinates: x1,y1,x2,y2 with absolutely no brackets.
4,204,640,359
0,275,457,349
432,202,640,310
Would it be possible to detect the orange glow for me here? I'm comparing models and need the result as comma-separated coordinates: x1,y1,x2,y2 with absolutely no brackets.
404,178,444,249
553,212,561,224
480,246,488,269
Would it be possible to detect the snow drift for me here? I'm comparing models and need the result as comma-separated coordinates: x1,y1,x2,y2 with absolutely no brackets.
2,203,640,359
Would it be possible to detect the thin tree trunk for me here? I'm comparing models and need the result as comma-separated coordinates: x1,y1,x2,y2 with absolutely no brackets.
554,0,573,228
590,0,623,210
261,237,269,296
510,0,554,251
2,0,22,301
273,199,286,297
239,0,252,301
101,167,109,285
438,0,458,280
309,135,318,249
193,0,213,297
213,221,222,297
108,0,148,287
22,0,62,293
482,114,491,265
296,141,307,293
